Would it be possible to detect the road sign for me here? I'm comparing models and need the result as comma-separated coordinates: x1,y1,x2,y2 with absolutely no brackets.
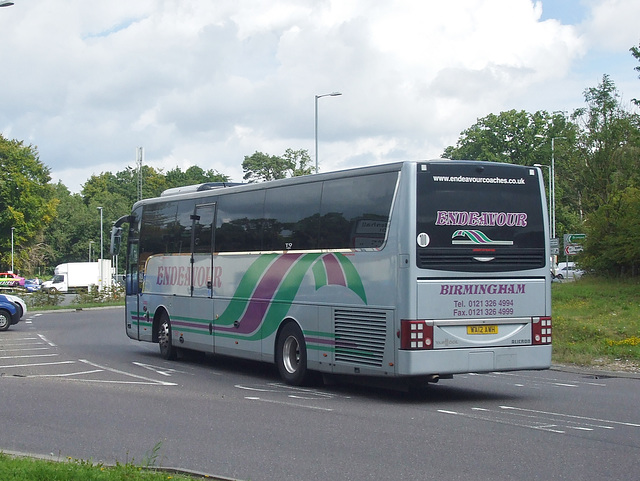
564,233,586,244
550,237,559,255
565,244,583,255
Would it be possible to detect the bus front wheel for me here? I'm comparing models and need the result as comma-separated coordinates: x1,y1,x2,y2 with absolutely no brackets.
276,322,308,386
158,312,177,360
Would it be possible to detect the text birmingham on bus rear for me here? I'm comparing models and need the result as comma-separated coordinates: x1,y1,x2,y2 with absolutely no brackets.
111,160,551,386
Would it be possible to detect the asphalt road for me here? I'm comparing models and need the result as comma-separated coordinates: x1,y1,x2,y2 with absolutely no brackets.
1,307,639,481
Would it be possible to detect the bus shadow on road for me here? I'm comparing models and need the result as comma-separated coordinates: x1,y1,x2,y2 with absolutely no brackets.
321,374,526,404
136,347,527,404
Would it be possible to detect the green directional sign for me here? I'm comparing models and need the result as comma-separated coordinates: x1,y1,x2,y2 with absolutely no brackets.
563,234,586,257
564,233,586,245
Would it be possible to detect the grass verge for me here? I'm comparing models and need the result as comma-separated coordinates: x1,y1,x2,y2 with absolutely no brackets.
552,277,640,370
0,452,215,480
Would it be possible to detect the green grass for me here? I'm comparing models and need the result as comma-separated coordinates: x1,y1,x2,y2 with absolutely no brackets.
0,453,211,480
552,277,640,368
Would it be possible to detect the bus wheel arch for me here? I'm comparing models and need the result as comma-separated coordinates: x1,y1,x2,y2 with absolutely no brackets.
155,308,177,360
275,320,309,386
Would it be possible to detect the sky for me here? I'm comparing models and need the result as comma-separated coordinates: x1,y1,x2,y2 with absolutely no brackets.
1,0,639,193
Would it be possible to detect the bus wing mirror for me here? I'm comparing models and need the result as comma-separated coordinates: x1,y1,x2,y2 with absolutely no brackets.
110,214,134,256
110,226,123,256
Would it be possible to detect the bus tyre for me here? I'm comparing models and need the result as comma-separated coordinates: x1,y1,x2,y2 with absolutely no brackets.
0,309,10,331
276,322,308,386
158,313,177,360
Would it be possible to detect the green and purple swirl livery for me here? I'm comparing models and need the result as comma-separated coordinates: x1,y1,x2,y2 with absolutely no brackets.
133,252,367,346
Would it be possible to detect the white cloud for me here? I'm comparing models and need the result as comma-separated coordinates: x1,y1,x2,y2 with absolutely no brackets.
0,0,637,193
580,0,640,50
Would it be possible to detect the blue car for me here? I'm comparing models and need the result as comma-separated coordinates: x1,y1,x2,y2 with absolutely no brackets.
0,294,21,331
24,278,41,292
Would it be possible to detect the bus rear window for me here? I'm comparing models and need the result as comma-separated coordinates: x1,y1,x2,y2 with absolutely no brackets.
416,162,546,272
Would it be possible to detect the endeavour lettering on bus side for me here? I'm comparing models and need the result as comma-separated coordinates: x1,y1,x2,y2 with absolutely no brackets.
156,265,223,288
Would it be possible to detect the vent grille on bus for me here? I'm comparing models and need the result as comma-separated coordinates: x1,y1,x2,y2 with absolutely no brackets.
334,309,387,367
417,248,545,272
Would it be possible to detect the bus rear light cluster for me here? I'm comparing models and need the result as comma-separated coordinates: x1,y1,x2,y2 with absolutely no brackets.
400,320,434,350
532,316,552,345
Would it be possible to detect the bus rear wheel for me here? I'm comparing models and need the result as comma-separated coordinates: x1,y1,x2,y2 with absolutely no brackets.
158,312,176,360
276,322,308,386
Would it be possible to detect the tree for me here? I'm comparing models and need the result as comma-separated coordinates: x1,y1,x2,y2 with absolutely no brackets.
571,75,640,213
631,43,640,106
83,165,167,203
43,183,93,267
442,110,553,165
242,149,313,183
583,187,640,276
0,135,57,273
165,165,229,189
282,149,313,177
574,75,640,276
242,151,288,182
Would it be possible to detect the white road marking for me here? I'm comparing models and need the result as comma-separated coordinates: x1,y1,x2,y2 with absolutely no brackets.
78,359,177,386
244,396,333,412
37,334,57,347
28,370,104,378
132,361,191,377
500,406,640,428
0,361,76,368
0,354,58,360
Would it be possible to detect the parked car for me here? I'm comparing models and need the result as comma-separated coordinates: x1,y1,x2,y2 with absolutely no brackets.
0,294,21,331
3,293,26,319
0,272,25,287
555,262,584,280
24,278,41,292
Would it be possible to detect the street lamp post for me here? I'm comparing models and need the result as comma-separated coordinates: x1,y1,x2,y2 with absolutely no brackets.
535,135,565,240
97,207,103,289
314,91,342,174
11,227,14,273
550,137,565,240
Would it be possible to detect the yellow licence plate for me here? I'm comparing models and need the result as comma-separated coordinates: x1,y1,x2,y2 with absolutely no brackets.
467,325,498,335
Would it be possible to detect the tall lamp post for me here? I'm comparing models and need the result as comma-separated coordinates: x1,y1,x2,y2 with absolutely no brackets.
11,227,14,273
97,207,103,289
314,91,342,174
535,135,565,240
549,137,565,240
